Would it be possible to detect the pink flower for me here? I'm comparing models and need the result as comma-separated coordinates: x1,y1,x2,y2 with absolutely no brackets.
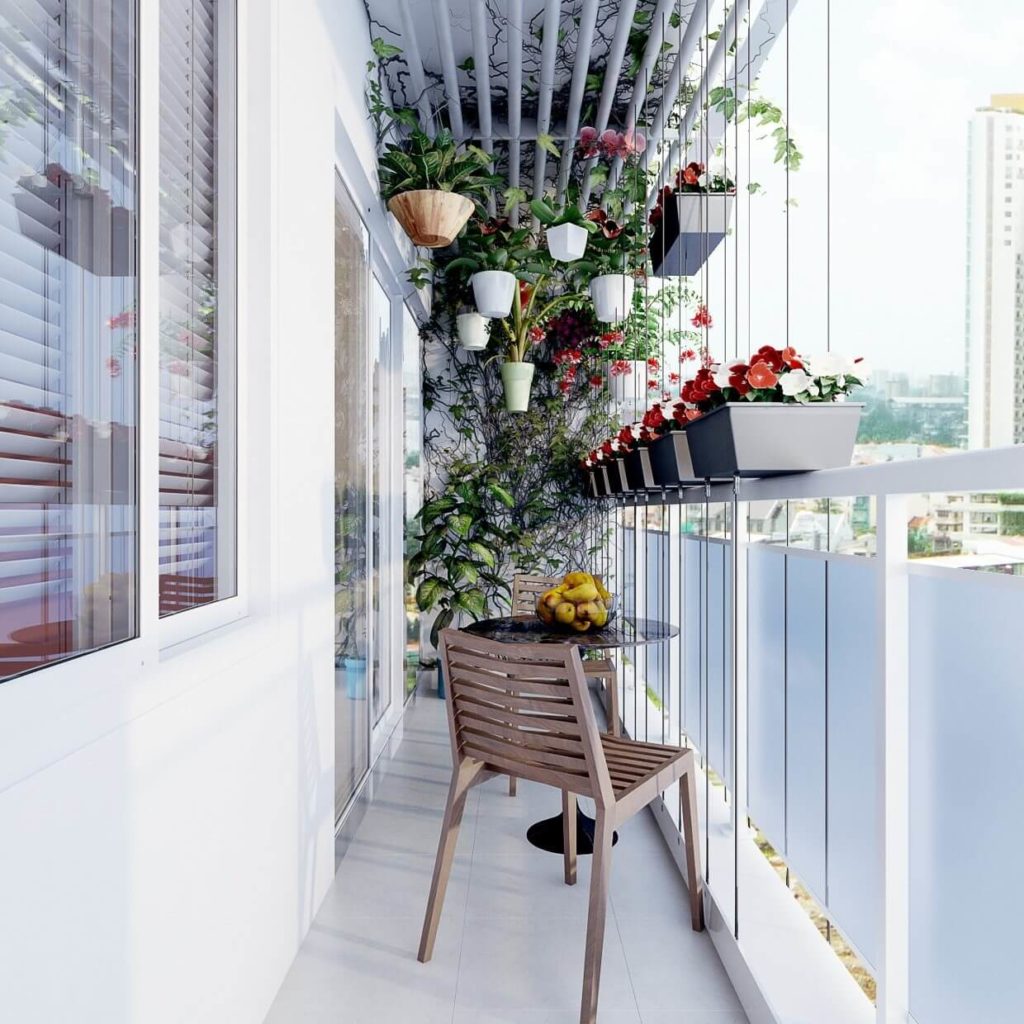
622,128,647,156
106,310,135,330
578,126,600,157
105,356,121,378
167,359,189,376
600,129,621,157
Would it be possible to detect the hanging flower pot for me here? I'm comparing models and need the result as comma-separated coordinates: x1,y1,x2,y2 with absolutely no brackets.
500,361,535,413
546,222,589,262
456,311,489,351
649,192,734,277
387,189,474,249
472,270,517,318
589,274,635,323
685,403,864,478
607,359,649,405
624,448,656,490
649,430,704,486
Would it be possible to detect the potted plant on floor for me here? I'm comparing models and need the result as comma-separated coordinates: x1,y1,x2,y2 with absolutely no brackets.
680,347,866,477
648,162,736,277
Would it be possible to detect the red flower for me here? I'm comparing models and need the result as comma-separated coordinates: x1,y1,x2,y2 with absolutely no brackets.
600,219,624,239
599,330,623,349
589,374,605,390
679,348,697,363
691,304,712,328
609,359,632,377
782,346,804,370
647,378,660,391
751,345,784,373
558,379,572,395
727,361,751,396
518,281,534,308
648,206,664,227
668,371,680,384
480,217,509,236
677,162,704,187
529,324,545,344
106,310,135,330
746,362,779,390
647,357,660,371
578,126,600,158
642,404,665,430
585,209,607,224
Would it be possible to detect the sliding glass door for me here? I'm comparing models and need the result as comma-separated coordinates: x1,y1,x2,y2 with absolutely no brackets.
333,174,370,820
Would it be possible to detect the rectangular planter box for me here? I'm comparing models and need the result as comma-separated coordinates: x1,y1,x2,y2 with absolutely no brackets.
649,431,704,486
606,457,632,495
585,465,612,498
649,193,734,277
686,403,864,478
624,448,655,490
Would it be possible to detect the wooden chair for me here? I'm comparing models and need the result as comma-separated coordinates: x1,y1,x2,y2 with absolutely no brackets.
419,628,704,1024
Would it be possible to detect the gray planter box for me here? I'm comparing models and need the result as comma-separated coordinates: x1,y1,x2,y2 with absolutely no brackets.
649,431,704,486
607,457,632,494
686,403,864,478
624,448,656,490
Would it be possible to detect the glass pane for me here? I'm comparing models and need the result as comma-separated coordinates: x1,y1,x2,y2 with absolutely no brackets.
370,275,390,725
334,174,369,819
158,0,236,615
0,0,138,680
402,304,421,700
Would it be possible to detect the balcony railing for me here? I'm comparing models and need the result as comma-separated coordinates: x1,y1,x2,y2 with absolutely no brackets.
593,445,1024,1024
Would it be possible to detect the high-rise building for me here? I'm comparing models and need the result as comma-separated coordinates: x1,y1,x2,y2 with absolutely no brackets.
965,94,1024,448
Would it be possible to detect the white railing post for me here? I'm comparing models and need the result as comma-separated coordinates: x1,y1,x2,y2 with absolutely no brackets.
731,479,749,939
877,492,910,1024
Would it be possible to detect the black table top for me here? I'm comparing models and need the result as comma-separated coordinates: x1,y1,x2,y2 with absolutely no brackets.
463,614,678,649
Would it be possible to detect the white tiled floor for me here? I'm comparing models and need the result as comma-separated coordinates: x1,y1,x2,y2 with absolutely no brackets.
264,694,747,1024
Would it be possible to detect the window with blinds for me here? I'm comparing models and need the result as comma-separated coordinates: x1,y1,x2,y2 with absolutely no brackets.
0,0,139,681
159,0,235,616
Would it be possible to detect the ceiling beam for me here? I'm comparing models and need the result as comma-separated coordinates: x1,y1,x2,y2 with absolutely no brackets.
554,0,599,207
579,0,639,208
398,0,434,130
506,0,524,224
432,0,465,140
470,0,496,214
531,0,563,226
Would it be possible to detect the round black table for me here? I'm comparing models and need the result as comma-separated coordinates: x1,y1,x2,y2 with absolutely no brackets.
463,614,679,855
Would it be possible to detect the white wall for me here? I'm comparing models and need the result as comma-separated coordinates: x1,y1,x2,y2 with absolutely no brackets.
0,2,391,1021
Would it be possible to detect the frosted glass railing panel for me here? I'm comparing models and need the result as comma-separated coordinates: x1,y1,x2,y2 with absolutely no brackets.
785,556,827,903
747,546,787,853
683,537,704,748
826,558,881,970
645,529,667,722
706,541,728,783
909,571,1024,1024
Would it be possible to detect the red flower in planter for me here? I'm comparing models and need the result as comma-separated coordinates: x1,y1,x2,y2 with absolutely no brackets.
643,404,665,430
746,361,779,390
610,359,632,377
751,345,784,373
691,304,713,328
727,361,751,396
617,425,636,449
589,374,605,390
677,162,704,187
647,378,660,391
599,330,623,349
668,371,680,385
647,357,660,371
782,346,804,370
679,348,697,363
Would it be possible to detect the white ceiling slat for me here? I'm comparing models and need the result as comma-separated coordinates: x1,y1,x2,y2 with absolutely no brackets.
506,0,524,224
432,0,465,140
578,0,639,209
469,0,496,215
530,0,562,224
399,0,435,131
554,0,599,206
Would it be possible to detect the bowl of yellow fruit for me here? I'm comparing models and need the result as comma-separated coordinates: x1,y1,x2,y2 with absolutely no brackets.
535,571,616,633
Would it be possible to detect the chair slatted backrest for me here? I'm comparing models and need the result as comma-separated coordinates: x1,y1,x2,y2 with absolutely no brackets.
510,574,561,616
439,628,614,805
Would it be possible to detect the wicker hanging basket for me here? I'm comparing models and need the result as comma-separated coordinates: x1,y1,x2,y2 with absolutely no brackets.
387,189,474,248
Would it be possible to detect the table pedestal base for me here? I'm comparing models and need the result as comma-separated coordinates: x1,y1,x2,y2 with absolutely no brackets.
526,804,620,855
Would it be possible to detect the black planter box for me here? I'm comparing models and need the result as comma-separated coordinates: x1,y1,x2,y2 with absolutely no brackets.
623,448,655,490
685,403,864,478
649,193,731,277
649,431,704,486
606,457,632,494
585,465,612,498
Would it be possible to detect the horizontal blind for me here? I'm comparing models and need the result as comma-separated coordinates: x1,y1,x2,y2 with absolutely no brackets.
0,0,138,679
159,0,221,615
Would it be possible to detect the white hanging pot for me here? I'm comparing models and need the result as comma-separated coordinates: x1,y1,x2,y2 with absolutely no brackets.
456,311,489,351
607,360,649,405
500,361,535,413
590,273,635,323
471,270,516,318
546,222,589,262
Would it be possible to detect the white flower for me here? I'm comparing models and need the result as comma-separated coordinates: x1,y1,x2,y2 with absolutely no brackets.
779,368,813,397
806,352,856,378
712,366,732,390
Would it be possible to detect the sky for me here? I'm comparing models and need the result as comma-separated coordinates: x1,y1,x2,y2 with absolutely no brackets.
699,0,1024,378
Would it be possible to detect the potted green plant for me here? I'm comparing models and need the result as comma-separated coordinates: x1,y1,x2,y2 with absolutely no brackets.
530,198,596,262
680,347,866,477
648,162,736,276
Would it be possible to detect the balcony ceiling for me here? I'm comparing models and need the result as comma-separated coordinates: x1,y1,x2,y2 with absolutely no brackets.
365,0,722,210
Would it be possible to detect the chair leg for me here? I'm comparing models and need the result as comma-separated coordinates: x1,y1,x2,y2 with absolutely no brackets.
579,809,614,1024
509,775,517,797
680,764,705,932
606,673,620,737
418,762,475,962
562,790,577,885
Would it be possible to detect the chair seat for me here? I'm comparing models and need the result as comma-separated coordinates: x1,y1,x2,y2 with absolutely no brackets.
600,734,688,798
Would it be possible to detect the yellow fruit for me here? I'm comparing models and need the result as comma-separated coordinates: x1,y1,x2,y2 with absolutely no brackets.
569,618,591,632
593,575,612,601
563,582,599,603
554,601,576,624
562,571,593,588
591,607,608,628
576,600,600,622
536,597,554,624
541,589,562,610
